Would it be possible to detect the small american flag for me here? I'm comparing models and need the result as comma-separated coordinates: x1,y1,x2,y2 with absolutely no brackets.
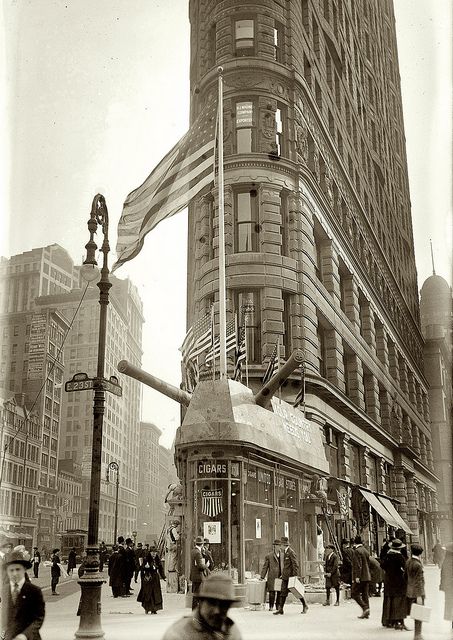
113,99,217,271
205,320,236,365
180,313,213,363
262,338,280,384
233,324,246,381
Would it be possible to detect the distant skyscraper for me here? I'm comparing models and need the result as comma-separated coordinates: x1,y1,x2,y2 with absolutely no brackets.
178,0,438,579
420,274,453,541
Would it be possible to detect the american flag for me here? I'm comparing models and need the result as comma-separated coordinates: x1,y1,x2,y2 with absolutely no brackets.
113,99,217,271
201,489,223,517
180,313,213,364
262,338,280,384
205,320,237,365
233,324,246,381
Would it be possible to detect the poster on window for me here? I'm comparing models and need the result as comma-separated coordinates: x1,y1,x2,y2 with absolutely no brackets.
255,518,262,539
203,521,221,544
284,521,289,538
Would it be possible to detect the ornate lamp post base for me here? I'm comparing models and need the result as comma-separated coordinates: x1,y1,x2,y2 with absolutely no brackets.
75,546,105,640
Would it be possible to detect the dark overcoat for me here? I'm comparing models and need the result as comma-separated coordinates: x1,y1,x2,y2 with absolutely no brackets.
352,544,371,582
381,550,407,596
260,551,280,591
405,557,424,599
325,551,340,588
137,554,166,612
3,580,45,640
189,546,205,583
50,555,61,578
67,550,77,571
281,546,299,580
108,551,125,589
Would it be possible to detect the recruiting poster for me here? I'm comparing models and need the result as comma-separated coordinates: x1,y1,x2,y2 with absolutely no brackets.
203,521,221,543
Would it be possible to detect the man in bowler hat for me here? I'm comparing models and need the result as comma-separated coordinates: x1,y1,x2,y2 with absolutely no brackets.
260,539,281,611
162,572,242,639
190,536,207,610
274,536,308,615
1,551,45,640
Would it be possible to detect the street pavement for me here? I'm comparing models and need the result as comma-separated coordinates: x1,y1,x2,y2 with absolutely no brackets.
28,565,452,639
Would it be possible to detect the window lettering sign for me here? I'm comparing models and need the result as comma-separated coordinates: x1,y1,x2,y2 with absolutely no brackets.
258,469,271,484
236,102,253,127
271,399,313,443
197,461,228,477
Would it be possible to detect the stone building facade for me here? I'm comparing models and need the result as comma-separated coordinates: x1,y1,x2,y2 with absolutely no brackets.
182,0,438,566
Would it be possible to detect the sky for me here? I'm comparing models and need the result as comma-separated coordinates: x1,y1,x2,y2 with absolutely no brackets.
0,0,451,447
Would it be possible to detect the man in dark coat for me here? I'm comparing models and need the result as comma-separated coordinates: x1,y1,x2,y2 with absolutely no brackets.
274,536,308,615
2,551,45,640
202,539,214,574
352,535,371,619
134,542,145,583
67,547,77,576
190,536,207,610
406,543,425,640
260,539,281,611
123,538,136,595
108,546,125,598
432,539,444,567
381,538,408,629
31,548,41,579
323,544,340,606
50,549,61,595
339,539,353,587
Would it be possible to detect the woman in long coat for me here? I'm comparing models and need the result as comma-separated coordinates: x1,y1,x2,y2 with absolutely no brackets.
67,548,77,576
381,539,408,629
260,540,281,611
137,547,166,614
440,542,453,628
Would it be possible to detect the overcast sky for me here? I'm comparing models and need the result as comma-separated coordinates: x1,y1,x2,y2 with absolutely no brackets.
0,1,451,447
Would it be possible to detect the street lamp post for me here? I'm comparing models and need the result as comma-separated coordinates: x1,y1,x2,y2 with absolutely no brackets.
75,194,112,640
106,461,120,545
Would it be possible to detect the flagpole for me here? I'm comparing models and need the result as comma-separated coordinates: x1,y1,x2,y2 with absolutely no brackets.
217,67,227,379
244,310,249,388
211,304,216,381
277,337,281,402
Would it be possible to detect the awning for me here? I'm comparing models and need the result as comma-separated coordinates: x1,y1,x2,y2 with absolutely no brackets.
359,489,401,529
377,495,413,535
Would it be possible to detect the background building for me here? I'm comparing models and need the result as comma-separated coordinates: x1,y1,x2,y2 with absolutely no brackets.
56,459,83,534
179,0,439,580
420,273,453,542
137,421,178,544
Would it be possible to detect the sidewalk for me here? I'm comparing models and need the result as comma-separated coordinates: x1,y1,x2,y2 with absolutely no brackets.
39,565,452,639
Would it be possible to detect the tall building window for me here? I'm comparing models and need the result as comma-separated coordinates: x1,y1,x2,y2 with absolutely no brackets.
273,21,284,62
234,188,259,252
208,23,216,68
235,101,255,153
282,292,292,356
235,290,261,363
316,319,327,378
325,427,340,478
235,19,255,56
280,189,289,257
275,106,284,157
349,442,361,485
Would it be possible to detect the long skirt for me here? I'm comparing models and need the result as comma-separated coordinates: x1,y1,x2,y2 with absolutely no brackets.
382,595,407,626
137,576,163,613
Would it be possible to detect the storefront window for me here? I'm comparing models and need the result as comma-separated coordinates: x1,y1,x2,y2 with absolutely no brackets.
195,478,229,570
244,463,274,577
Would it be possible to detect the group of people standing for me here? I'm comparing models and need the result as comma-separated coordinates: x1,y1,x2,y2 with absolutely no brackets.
108,535,166,615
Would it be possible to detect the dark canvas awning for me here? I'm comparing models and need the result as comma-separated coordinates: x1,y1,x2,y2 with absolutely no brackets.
377,495,413,535
360,489,401,528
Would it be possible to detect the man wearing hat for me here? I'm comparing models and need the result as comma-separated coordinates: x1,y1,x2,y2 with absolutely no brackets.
123,538,136,595
1,551,45,640
31,548,41,579
351,535,371,619
162,572,242,639
50,549,61,596
260,539,281,611
274,536,308,615
190,536,207,610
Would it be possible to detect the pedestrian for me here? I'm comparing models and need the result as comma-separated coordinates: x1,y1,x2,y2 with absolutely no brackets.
134,542,145,583
351,535,371,619
380,536,392,563
99,541,107,572
339,539,353,590
203,539,214,574
369,553,383,596
162,572,242,639
1,550,45,640
432,539,444,568
32,547,41,579
260,539,281,611
50,548,61,595
137,545,166,614
108,545,125,598
0,541,14,583
274,536,308,615
323,544,340,606
439,541,453,629
406,543,425,640
190,536,207,610
123,538,135,595
381,538,408,630
67,547,77,576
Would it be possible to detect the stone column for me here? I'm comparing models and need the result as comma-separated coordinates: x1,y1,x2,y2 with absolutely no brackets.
405,471,419,540
339,433,352,483
419,432,428,467
401,414,413,448
399,357,409,395
260,186,282,256
360,447,372,489
422,392,430,423
300,195,321,373
376,457,387,494
391,466,408,521
408,370,417,407
360,303,376,351
287,192,303,350
320,241,342,306
375,323,389,369
345,354,365,409
411,425,421,457
415,382,424,416
388,341,400,385
426,438,434,471
343,274,361,329
379,388,392,433
324,328,346,392
364,373,381,423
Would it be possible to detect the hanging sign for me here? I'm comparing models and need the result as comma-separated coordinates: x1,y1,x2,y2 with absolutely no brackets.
201,489,223,517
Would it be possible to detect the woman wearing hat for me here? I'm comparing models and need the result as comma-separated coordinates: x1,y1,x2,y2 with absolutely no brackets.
137,546,166,614
260,540,281,611
381,538,408,629
1,551,45,640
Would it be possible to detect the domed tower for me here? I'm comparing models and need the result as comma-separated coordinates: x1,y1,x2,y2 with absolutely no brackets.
180,0,439,580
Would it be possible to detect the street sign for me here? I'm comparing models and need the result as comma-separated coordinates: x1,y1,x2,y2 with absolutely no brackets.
65,372,122,396
65,373,94,392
